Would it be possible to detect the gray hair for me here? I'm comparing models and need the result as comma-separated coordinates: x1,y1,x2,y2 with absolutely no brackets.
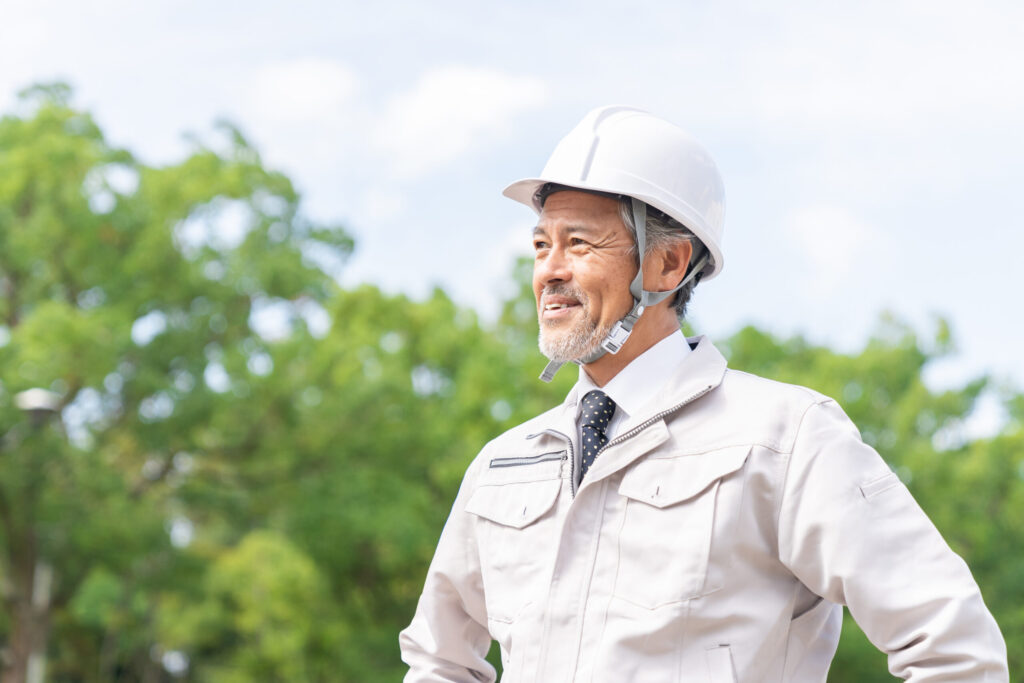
617,200,707,320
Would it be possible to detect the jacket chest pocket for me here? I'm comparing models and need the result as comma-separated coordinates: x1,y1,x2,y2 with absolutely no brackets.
612,446,749,609
465,454,565,622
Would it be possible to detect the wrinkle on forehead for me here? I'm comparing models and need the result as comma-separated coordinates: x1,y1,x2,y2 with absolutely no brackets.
536,191,632,242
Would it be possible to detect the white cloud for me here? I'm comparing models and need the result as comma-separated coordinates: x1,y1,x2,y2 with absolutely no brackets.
360,186,407,224
231,57,368,177
784,205,881,293
375,65,547,178
737,1,1024,134
477,221,533,318
247,58,359,125
0,2,61,111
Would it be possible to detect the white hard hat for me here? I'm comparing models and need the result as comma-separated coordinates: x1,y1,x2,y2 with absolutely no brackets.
503,105,726,280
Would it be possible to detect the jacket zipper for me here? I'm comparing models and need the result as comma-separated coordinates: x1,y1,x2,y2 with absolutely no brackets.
525,381,716,498
489,451,567,468
526,430,577,495
602,383,716,452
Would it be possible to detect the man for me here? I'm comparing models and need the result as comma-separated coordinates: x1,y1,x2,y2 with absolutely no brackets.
400,106,1008,681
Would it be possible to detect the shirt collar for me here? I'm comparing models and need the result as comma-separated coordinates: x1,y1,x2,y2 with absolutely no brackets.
574,330,690,420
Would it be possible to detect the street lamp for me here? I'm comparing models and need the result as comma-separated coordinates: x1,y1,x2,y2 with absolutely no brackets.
10,388,61,683
13,389,61,426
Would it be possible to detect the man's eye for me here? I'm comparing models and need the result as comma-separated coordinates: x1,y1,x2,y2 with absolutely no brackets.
570,238,588,247
534,241,549,251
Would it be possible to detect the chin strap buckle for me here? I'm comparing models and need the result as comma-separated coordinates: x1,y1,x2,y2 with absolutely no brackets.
600,320,633,355
594,301,645,358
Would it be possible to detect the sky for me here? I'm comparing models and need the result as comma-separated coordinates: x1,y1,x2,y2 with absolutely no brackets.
2,0,1022,433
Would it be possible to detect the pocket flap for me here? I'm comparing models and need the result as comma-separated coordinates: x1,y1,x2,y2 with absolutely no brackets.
619,446,750,508
466,479,561,528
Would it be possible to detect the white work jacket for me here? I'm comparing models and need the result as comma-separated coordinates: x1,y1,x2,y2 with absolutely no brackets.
400,337,1008,682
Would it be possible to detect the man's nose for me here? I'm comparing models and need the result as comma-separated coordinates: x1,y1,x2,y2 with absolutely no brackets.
536,247,572,284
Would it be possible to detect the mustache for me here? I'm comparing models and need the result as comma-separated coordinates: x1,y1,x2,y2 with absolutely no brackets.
542,284,588,302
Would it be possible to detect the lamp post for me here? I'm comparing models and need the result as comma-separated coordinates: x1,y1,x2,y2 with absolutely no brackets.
6,389,61,683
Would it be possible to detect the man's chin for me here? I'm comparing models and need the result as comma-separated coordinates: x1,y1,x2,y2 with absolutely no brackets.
538,327,609,364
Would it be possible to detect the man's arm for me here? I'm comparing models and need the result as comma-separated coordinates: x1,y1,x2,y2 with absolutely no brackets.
778,399,1008,681
400,457,495,682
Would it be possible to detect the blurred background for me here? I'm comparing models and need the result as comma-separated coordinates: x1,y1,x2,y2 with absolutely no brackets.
0,1,1021,680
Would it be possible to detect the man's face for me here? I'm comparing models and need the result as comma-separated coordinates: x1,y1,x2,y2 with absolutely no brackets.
532,191,638,362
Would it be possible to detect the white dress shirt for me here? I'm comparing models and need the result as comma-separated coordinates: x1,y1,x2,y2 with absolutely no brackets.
573,329,690,451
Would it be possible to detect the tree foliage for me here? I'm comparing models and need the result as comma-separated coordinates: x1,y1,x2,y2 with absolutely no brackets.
0,83,355,681
0,87,1019,681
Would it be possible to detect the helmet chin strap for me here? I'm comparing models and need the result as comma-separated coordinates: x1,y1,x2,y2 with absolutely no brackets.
540,198,708,383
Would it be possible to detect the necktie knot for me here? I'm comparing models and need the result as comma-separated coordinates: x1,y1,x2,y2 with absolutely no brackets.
580,390,616,479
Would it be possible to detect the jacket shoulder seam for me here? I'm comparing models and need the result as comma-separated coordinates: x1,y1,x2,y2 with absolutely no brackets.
774,399,833,558
724,368,830,403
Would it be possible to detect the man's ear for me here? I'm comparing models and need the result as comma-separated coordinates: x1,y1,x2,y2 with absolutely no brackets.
649,240,693,293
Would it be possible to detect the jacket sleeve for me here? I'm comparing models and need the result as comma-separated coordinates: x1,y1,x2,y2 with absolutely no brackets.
777,399,1008,681
400,456,495,683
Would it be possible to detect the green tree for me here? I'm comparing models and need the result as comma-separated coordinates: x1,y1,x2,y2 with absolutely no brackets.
156,530,339,682
0,83,350,681
0,84,553,682
201,283,560,679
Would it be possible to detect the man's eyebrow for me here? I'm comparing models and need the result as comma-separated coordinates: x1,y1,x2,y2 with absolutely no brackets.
532,224,603,237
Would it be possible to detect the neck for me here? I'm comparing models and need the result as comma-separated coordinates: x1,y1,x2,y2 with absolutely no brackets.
582,312,680,387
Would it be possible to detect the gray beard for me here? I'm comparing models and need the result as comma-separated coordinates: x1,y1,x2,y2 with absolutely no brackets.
537,313,613,363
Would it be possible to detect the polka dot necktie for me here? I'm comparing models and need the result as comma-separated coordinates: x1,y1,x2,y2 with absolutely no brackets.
580,389,617,479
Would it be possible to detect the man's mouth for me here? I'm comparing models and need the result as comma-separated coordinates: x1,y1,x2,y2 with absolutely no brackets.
541,298,582,321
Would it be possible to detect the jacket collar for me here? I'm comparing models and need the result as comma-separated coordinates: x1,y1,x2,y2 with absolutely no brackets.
529,335,728,440
618,334,727,434
574,330,691,424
